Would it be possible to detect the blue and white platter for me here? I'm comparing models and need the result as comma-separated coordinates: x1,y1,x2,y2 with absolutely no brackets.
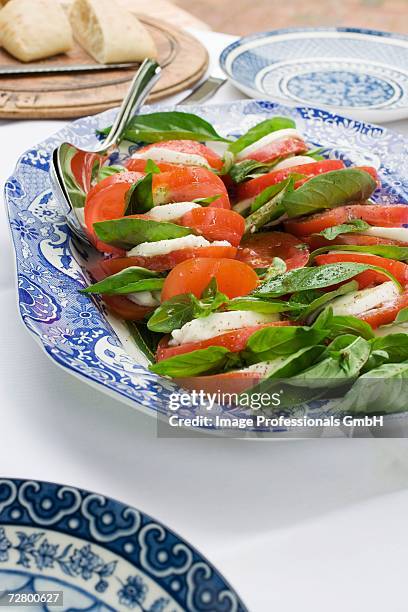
0,478,246,611
5,100,408,437
220,28,408,123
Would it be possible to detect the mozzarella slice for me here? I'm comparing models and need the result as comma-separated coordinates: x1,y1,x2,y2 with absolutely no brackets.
169,310,279,346
127,291,161,307
147,202,200,222
330,281,400,317
272,156,317,170
236,129,304,160
374,322,408,337
127,235,231,258
131,147,210,168
362,226,408,243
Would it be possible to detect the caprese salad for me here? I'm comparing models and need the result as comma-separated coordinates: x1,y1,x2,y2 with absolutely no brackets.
71,110,408,404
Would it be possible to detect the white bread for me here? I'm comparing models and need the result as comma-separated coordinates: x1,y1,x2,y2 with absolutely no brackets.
0,0,73,62
69,0,158,64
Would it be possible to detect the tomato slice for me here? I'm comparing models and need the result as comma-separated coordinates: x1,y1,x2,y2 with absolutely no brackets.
152,166,230,209
304,233,408,251
71,151,105,193
161,258,259,301
125,159,177,173
236,159,345,203
179,208,245,246
84,171,144,252
360,291,408,329
236,231,309,270
156,321,290,361
101,295,153,321
127,140,224,171
285,205,408,237
314,252,408,289
240,137,307,163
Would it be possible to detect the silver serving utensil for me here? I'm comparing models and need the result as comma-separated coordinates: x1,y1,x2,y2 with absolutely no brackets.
50,58,161,246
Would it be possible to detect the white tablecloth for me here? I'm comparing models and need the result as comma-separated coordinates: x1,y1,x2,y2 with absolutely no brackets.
1,30,408,612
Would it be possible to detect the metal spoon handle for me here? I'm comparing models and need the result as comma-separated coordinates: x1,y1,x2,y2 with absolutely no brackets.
95,58,161,153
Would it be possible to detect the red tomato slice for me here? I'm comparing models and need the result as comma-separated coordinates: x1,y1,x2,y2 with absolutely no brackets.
101,295,153,321
152,166,230,209
99,245,237,274
127,140,223,171
314,252,408,289
285,205,408,237
304,233,408,251
125,159,177,173
240,137,307,163
161,258,259,301
236,159,345,202
179,208,245,246
156,321,290,361
360,291,408,329
84,171,144,252
71,151,105,193
236,231,309,270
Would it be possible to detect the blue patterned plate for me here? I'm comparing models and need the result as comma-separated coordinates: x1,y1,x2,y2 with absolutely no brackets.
220,28,408,122
5,100,408,436
0,478,246,610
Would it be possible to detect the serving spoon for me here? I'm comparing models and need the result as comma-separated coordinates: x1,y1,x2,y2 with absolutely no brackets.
50,58,161,246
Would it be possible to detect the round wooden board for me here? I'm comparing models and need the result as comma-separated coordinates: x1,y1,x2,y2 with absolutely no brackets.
0,16,209,119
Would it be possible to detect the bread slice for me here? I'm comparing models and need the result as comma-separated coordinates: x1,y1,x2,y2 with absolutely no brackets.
69,0,158,64
0,0,73,62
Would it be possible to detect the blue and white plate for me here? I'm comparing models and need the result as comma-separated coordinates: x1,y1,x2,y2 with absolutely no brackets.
5,100,408,436
220,28,408,122
0,478,246,611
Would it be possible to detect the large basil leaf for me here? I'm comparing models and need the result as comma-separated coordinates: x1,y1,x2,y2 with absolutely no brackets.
244,179,293,234
316,219,371,240
96,165,126,181
244,324,328,360
100,111,229,143
147,294,197,333
228,117,296,155
125,174,154,215
149,346,232,377
81,266,161,295
93,218,193,250
325,314,375,340
370,334,408,364
310,243,408,262
283,168,377,218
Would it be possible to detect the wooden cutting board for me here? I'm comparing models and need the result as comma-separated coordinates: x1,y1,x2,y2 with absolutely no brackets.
0,15,209,119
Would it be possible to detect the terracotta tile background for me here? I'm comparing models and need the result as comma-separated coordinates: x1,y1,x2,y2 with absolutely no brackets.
173,0,408,35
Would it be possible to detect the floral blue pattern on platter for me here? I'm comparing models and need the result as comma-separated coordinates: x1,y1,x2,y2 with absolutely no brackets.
0,479,246,611
5,100,408,437
220,28,408,122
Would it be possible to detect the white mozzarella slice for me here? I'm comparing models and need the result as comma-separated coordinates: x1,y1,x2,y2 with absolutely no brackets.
127,235,231,258
169,310,279,346
147,202,200,222
330,281,400,317
272,156,316,170
362,226,408,243
236,129,304,160
127,291,161,307
374,322,408,337
131,147,210,168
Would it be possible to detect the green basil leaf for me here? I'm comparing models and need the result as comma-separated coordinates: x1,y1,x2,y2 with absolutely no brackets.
325,314,375,340
81,266,161,295
245,325,328,359
201,277,218,299
226,297,295,314
370,334,408,363
229,159,273,184
93,218,193,250
310,243,408,262
96,165,126,181
254,262,402,297
100,111,229,144
260,257,287,282
127,322,161,363
244,178,293,235
395,307,408,323
125,173,154,215
295,280,359,322
144,159,161,174
149,346,232,377
147,294,197,333
304,147,325,160
283,169,377,218
192,195,222,205
250,177,299,213
315,219,371,240
228,117,296,155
